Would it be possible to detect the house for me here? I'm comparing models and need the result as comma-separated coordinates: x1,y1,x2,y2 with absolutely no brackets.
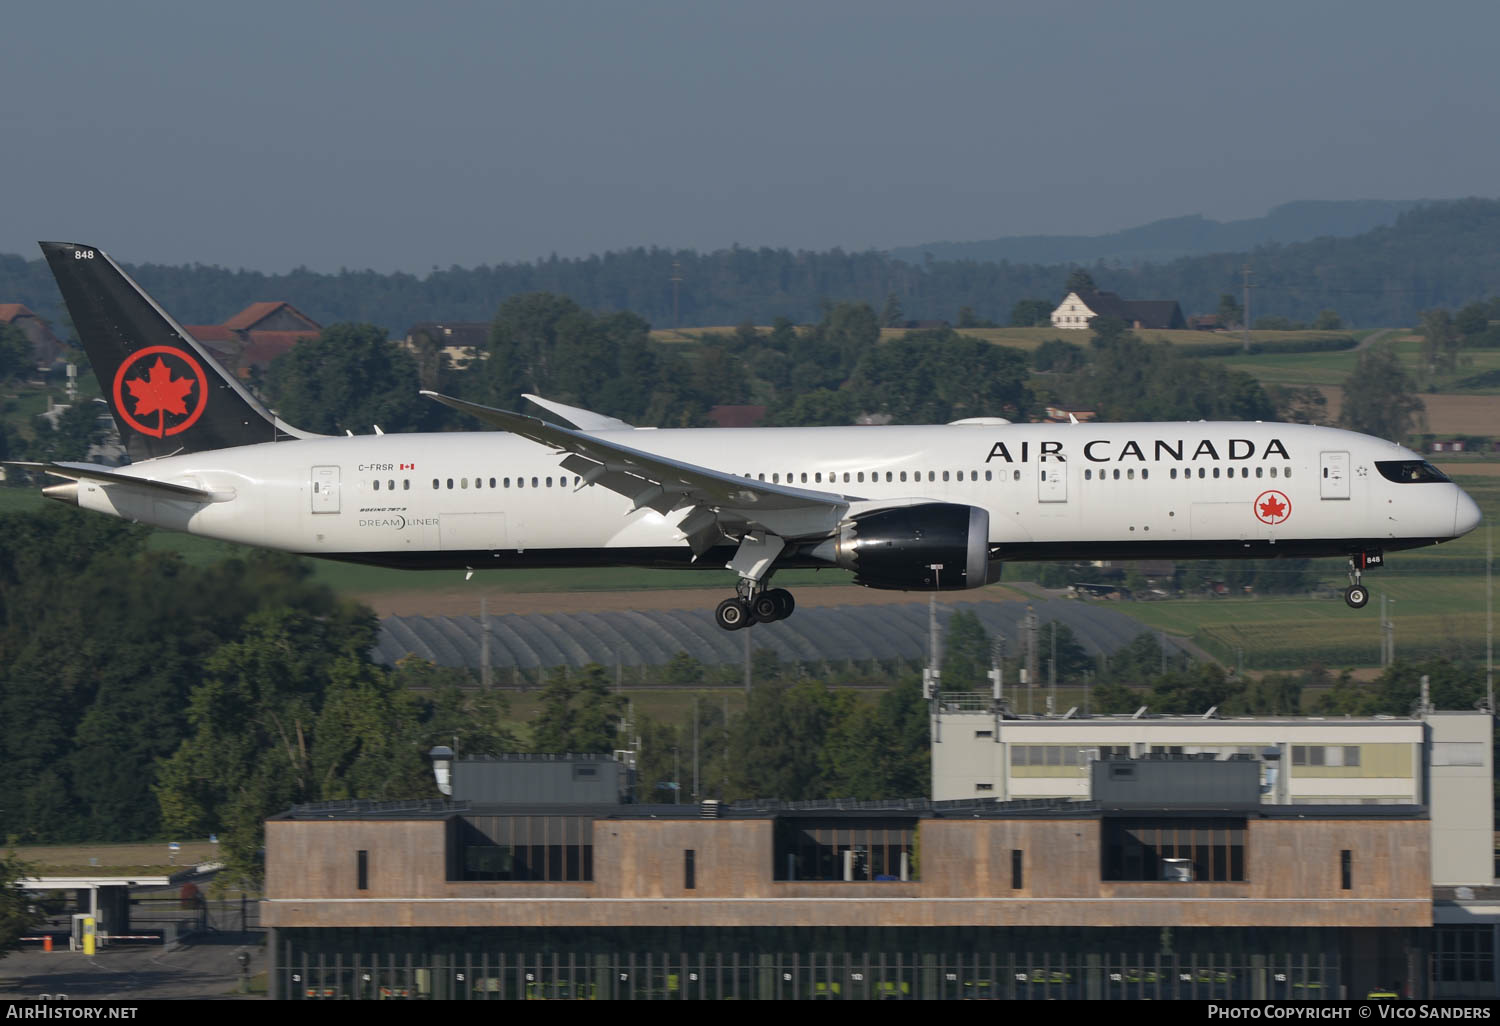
706,404,766,428
405,322,490,372
1051,290,1186,331
0,303,65,366
183,301,321,379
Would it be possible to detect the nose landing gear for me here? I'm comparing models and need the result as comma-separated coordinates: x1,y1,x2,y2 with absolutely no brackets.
1343,550,1382,609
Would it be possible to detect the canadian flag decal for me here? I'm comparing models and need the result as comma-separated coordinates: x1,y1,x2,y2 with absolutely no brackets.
400,463,415,470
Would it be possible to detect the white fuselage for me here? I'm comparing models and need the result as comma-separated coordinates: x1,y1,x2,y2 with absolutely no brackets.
73,421,1479,576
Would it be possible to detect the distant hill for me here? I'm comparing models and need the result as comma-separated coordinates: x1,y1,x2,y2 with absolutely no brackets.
887,200,1423,266
3,198,1499,337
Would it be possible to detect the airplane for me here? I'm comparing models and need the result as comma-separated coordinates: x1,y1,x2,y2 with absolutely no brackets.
15,241,1484,631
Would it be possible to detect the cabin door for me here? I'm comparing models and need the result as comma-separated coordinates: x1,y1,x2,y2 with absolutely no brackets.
1320,451,1350,500
311,465,341,513
1037,458,1067,502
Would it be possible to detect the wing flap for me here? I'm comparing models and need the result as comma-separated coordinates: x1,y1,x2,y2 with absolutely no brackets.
422,391,849,541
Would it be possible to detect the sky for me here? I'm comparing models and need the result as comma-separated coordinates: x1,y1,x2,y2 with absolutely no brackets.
3,0,1499,273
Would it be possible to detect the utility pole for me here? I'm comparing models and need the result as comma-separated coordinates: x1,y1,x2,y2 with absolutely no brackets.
1241,264,1253,352
1048,622,1057,716
693,696,700,803
480,594,491,688
1022,606,1039,714
1487,524,1493,714
743,626,751,696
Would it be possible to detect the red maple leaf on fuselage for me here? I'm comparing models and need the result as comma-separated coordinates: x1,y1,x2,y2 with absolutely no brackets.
126,357,196,434
1258,495,1287,521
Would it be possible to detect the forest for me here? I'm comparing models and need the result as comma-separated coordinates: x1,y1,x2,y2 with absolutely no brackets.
3,199,1500,334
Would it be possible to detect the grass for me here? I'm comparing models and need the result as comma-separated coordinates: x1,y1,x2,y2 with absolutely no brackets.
9,840,222,875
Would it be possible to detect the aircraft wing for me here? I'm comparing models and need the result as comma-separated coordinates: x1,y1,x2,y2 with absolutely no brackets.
421,391,851,553
7,461,219,501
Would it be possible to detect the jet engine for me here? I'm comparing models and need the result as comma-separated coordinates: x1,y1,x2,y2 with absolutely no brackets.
813,502,990,590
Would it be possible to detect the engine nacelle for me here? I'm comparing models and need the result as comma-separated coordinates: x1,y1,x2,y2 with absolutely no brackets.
816,502,990,590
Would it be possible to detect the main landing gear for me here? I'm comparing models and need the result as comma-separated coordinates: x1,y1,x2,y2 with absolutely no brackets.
1343,550,1383,609
714,586,796,631
713,530,798,631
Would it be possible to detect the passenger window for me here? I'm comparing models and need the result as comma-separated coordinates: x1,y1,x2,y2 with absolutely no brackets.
772,473,780,484
1198,468,1206,479
546,477,553,487
1170,468,1177,479
1013,470,1020,481
1256,467,1263,478
432,479,439,489
1112,469,1120,480
373,480,380,491
1085,469,1092,480
388,480,395,491
517,478,524,488
504,478,511,488
1284,468,1292,479
801,473,808,483
929,471,936,482
886,472,893,482
447,478,454,489
404,479,410,490
1127,469,1135,480
461,478,468,489
971,471,978,481
843,473,851,483
532,477,539,488
984,470,991,482
1142,469,1149,480
1270,467,1277,478
857,473,863,483
1211,468,1218,479
815,472,822,483
901,471,908,482
758,474,765,481
941,471,949,482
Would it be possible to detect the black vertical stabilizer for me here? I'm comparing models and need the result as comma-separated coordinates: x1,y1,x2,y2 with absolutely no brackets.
39,241,306,460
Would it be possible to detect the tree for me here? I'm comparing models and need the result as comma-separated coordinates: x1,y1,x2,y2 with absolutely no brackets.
849,329,1031,423
0,323,32,382
765,388,859,426
942,610,991,689
881,292,904,328
1010,299,1055,328
1419,309,1460,373
1032,339,1085,373
662,652,704,686
1267,385,1328,425
264,323,430,434
1338,344,1425,442
1217,294,1243,329
1065,269,1097,294
154,604,392,887
0,851,42,962
531,664,624,754
35,401,106,461
731,679,840,799
1313,309,1343,331
820,678,929,799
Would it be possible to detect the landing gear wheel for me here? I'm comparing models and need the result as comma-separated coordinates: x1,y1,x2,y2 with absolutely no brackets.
1344,585,1369,609
751,593,781,622
715,597,752,631
768,588,795,620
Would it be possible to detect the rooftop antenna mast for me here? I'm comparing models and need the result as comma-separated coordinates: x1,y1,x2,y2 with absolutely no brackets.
1242,264,1253,352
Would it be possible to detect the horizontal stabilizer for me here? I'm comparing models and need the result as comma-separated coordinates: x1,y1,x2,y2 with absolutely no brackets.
6,461,219,501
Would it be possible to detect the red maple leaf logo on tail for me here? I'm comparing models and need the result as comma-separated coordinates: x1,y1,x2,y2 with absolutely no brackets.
126,357,196,437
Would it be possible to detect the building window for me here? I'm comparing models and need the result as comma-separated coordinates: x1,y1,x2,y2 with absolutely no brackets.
1101,817,1246,882
976,782,994,791
1341,849,1352,890
1012,849,1023,889
685,849,696,890
455,815,595,882
773,819,916,881
357,850,368,891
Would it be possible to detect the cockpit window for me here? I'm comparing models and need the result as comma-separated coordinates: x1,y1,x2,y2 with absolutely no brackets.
1374,460,1450,484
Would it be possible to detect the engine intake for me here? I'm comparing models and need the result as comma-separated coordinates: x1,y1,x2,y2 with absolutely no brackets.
819,502,990,590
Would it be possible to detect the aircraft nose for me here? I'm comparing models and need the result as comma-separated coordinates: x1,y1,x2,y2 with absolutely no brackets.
1454,489,1482,538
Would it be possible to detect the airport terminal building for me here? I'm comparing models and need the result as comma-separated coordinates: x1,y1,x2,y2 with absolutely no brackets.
262,755,1444,1000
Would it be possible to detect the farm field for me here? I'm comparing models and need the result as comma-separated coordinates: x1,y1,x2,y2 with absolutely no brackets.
655,325,1356,354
